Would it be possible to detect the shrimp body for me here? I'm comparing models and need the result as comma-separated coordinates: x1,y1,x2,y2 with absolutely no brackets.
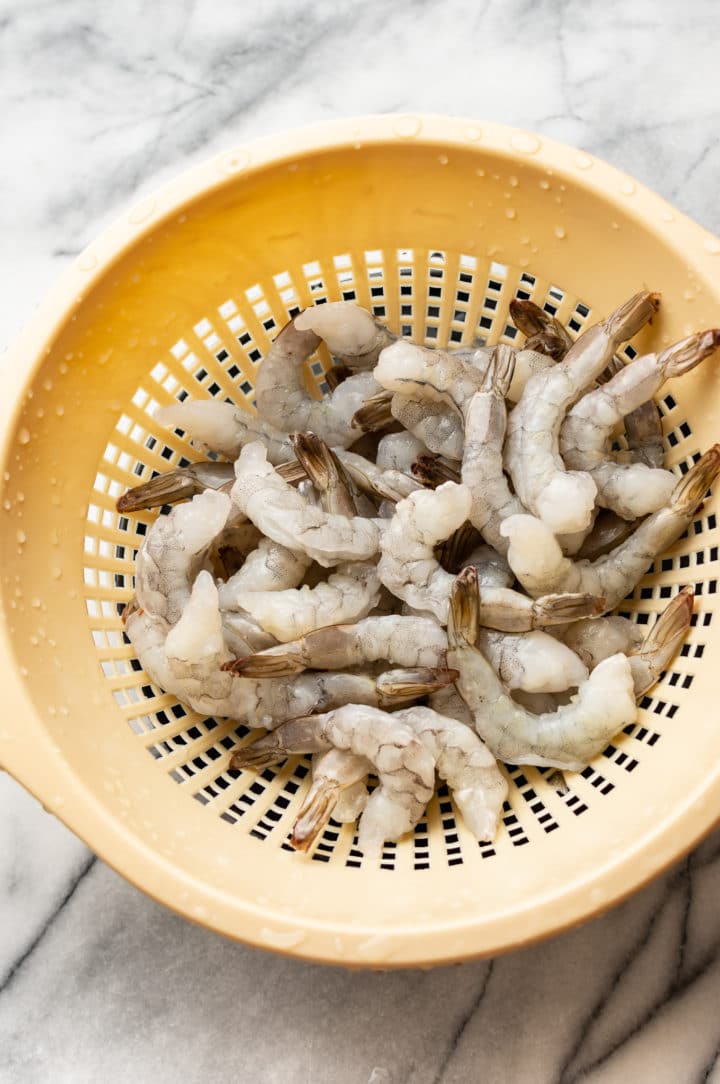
395,706,507,842
156,399,294,464
218,538,311,602
227,561,381,642
232,442,380,566
376,431,427,473
505,291,659,533
390,394,465,460
230,704,436,857
256,304,392,446
478,629,589,693
447,567,637,770
560,331,720,519
135,489,231,624
501,447,720,607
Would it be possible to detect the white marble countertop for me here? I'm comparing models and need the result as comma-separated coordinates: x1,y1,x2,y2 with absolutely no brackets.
2,1,720,1080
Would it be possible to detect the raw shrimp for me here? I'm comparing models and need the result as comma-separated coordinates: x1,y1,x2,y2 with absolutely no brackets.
217,537,311,603
462,544,514,588
501,446,720,607
225,561,382,642
292,749,371,850
335,449,422,502
291,432,359,517
379,480,602,628
429,684,474,728
226,614,449,677
231,442,380,566
447,567,637,770
255,303,392,446
462,345,525,553
562,588,694,698
395,706,507,841
375,338,488,415
509,298,573,360
351,389,395,433
230,704,436,857
504,290,660,533
156,399,294,464
116,461,234,513
560,330,720,519
390,394,466,459
477,629,589,693
623,400,665,469
135,489,231,624
376,431,427,473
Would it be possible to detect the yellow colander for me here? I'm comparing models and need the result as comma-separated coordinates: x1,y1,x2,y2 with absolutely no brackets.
2,115,720,968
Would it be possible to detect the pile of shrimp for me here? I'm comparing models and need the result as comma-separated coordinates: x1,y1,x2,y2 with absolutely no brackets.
119,294,720,859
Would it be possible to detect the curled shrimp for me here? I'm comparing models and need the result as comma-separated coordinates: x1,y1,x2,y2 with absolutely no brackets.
447,567,637,770
224,561,382,642
378,481,603,628
504,290,660,533
462,345,525,553
395,706,507,841
135,489,231,624
230,704,436,858
292,749,371,851
562,588,694,698
501,446,720,607
560,330,720,519
255,303,391,446
232,442,380,567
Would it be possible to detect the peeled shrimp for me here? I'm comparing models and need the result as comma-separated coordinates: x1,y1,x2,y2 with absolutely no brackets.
462,345,525,553
447,567,637,770
478,629,588,693
379,481,603,628
292,749,370,850
429,684,474,728
389,394,466,459
225,561,382,642
376,431,427,473
135,489,231,624
230,704,436,858
560,330,720,519
232,442,380,566
255,303,391,446
504,290,660,533
501,446,720,607
395,706,507,841
218,538,311,603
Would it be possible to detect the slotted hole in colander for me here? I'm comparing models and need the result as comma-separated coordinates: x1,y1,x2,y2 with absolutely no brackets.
83,247,711,872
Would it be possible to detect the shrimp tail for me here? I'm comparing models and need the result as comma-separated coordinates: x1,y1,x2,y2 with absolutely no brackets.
325,364,353,392
606,290,660,342
509,299,573,360
291,781,340,851
116,469,202,512
533,592,607,625
412,454,461,487
670,445,720,515
275,458,308,485
546,769,570,795
230,736,284,770
630,586,694,697
659,328,720,379
224,652,305,678
447,566,481,648
291,431,344,492
435,521,483,572
377,667,460,707
489,344,517,396
351,390,394,432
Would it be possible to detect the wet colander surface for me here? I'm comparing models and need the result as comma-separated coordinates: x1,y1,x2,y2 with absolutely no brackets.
3,117,720,966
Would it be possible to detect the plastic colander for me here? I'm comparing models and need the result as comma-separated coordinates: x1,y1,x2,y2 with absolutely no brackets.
3,115,720,968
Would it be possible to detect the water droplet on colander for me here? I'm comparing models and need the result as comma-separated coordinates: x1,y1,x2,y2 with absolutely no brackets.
438,153,449,165
703,236,720,254
43,378,53,391
465,124,482,141
475,167,485,177
3,500,11,512
221,147,250,174
18,428,30,445
510,131,541,154
554,225,567,240
29,635,39,646
77,250,98,272
36,408,44,419
611,221,621,231
393,115,421,138
128,198,156,225
56,405,65,417
16,492,24,503
16,529,26,544
505,208,517,220
683,289,695,302
619,178,636,196
539,178,551,190
59,362,68,375
51,566,62,580
575,152,593,170
30,597,41,609
19,666,28,678
509,175,519,187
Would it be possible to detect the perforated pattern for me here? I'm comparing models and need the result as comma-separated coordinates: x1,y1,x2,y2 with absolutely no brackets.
83,248,712,869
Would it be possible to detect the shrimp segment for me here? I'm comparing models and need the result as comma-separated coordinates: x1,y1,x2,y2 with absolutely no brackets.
255,303,392,446
156,399,294,464
447,567,637,770
395,706,507,841
501,446,720,607
232,442,380,567
230,705,436,857
560,330,720,519
218,538,311,601
505,291,660,533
